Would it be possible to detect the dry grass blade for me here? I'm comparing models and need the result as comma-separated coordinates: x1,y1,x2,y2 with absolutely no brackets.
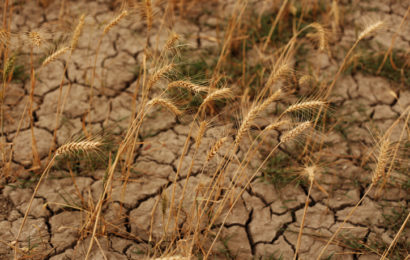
147,98,182,116
42,46,70,67
280,121,312,143
103,10,128,35
55,140,102,157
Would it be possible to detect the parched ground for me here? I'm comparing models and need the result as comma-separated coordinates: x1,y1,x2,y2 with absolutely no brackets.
0,0,409,259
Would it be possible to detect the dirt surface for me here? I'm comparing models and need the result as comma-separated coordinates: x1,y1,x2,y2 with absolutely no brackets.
0,0,409,259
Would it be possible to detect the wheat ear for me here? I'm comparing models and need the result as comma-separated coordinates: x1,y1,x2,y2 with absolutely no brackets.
145,0,153,32
42,47,70,67
358,20,384,40
163,32,179,52
200,88,232,109
55,140,101,157
71,14,85,52
167,81,208,93
284,100,325,114
27,31,43,47
310,22,327,51
195,121,207,149
207,137,228,161
147,98,182,116
103,10,128,35
148,64,173,88
280,121,312,143
235,89,282,144
372,138,390,185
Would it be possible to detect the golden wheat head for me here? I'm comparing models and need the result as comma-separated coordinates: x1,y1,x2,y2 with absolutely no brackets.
55,140,102,157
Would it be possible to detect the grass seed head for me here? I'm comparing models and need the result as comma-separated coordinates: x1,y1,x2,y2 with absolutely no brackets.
55,140,102,157
147,98,182,116
207,137,228,161
372,138,390,185
358,20,384,40
280,121,312,143
71,14,85,52
42,46,70,67
103,10,128,35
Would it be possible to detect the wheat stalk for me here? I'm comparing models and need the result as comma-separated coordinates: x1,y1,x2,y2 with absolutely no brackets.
280,121,312,143
200,88,232,109
358,20,384,40
310,22,327,51
103,10,128,35
163,32,179,52
27,31,43,47
148,64,173,88
147,98,182,116
207,137,228,161
55,140,101,157
42,46,70,67
145,0,153,32
71,14,85,52
372,138,390,185
235,89,282,144
195,121,207,149
168,81,208,93
284,100,325,114
266,63,291,87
